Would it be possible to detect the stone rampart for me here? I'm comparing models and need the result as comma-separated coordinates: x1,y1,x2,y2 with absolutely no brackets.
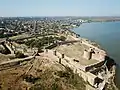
51,50,103,87
85,60,105,72
0,56,34,70
82,40,107,61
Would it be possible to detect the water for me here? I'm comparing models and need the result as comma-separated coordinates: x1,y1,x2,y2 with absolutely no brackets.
73,21,120,89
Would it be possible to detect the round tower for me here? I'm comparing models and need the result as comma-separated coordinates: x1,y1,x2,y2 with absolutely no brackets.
83,50,91,60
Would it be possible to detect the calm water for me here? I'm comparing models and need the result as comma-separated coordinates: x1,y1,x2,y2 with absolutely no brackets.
73,21,120,89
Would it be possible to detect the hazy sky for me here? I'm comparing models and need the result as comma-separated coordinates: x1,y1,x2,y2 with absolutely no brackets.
0,0,120,17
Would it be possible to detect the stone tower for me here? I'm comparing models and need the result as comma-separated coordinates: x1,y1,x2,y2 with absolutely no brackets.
83,49,92,60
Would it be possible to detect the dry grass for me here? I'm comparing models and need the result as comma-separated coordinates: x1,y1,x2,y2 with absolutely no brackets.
0,54,10,63
0,55,86,90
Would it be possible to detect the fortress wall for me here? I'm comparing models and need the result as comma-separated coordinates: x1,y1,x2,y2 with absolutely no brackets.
82,42,106,62
91,50,106,61
77,69,88,82
91,53,101,61
63,56,99,86
0,56,34,70
85,60,105,72
81,40,106,55
0,62,18,69
86,72,97,85
53,49,105,73
60,56,94,84
51,50,102,86
53,50,86,71
99,54,106,61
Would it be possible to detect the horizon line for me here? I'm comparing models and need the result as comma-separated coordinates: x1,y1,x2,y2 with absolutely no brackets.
1,16,120,18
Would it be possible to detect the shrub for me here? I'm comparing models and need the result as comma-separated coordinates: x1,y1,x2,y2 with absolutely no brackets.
45,43,57,49
15,51,25,58
59,36,66,41
25,39,35,46
56,71,70,78
23,75,41,84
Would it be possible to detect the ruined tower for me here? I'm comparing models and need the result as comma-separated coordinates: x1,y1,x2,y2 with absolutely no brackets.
83,49,92,60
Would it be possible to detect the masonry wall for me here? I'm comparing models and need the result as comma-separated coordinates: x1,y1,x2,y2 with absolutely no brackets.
81,40,106,62
91,51,106,61
85,60,105,72
51,50,102,86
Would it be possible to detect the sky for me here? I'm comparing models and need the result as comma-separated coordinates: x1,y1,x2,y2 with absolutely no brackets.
0,0,120,17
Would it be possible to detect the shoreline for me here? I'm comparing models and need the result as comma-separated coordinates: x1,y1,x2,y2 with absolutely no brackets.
69,26,118,90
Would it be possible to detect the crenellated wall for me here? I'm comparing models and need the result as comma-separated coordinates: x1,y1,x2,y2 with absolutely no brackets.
91,50,106,61
85,60,105,72
82,39,107,62
0,56,35,70
83,47,106,62
50,50,103,87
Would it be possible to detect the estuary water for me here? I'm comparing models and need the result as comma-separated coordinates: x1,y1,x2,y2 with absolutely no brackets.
73,21,120,89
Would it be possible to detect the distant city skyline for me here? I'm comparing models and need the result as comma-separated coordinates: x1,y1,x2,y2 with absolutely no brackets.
0,0,120,17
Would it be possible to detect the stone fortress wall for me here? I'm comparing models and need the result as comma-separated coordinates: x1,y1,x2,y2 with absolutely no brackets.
83,47,107,61
0,32,116,90
67,32,116,90
69,32,107,61
49,33,114,90
49,48,105,90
